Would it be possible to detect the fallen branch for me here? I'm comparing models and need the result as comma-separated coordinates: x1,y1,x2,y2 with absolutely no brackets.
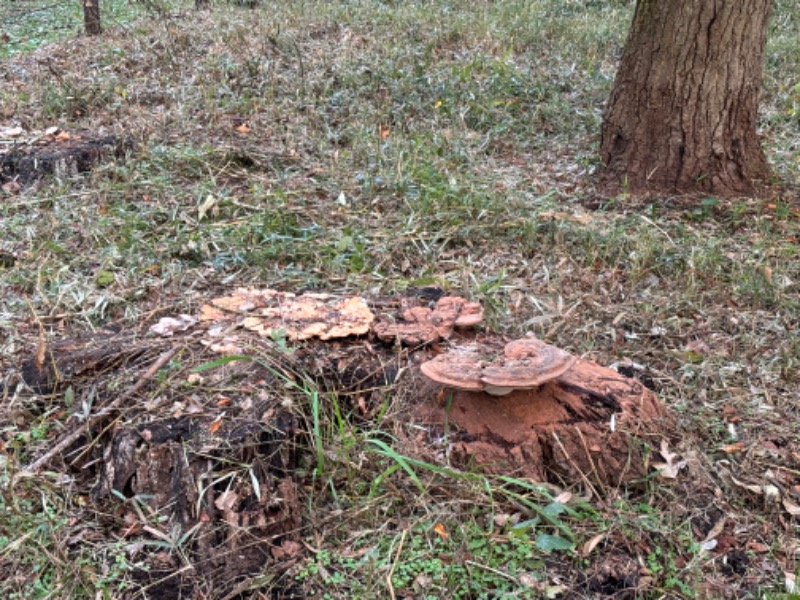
21,346,180,475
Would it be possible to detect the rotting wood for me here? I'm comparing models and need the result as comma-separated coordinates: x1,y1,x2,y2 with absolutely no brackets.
0,128,133,186
21,346,180,475
416,355,670,487
10,289,673,595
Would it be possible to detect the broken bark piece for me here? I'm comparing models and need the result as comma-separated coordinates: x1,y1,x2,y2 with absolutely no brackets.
420,336,576,395
373,296,484,344
437,296,484,328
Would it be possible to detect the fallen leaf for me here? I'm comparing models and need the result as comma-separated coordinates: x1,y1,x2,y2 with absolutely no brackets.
1,179,22,194
413,573,434,589
699,539,718,552
545,584,568,598
150,314,197,337
209,416,224,434
702,518,726,543
214,490,238,512
746,541,770,553
271,539,304,560
434,523,449,539
721,442,746,454
0,126,24,138
35,334,48,371
652,439,687,479
236,123,251,134
554,491,572,504
783,498,800,516
197,194,217,220
580,533,605,557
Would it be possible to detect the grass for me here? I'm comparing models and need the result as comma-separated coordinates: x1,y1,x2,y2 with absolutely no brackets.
1,0,799,598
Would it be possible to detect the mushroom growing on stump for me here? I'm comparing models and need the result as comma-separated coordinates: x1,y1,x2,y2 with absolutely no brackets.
373,296,484,345
420,337,577,395
417,335,670,487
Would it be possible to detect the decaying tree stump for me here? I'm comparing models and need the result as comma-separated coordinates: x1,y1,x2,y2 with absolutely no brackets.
11,288,672,594
0,128,132,187
416,356,668,487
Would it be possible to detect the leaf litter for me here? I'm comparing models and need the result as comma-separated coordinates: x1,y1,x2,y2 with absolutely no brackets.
0,1,798,598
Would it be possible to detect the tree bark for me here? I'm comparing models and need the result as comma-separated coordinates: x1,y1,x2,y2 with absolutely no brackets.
83,0,102,36
598,0,774,197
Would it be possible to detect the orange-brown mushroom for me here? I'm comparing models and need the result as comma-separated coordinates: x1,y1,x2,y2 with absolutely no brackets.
420,336,576,395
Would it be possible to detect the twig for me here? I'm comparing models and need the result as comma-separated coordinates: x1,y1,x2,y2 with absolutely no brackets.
20,346,179,475
464,560,519,583
387,528,407,600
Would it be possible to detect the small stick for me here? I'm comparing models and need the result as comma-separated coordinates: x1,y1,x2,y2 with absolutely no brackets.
387,528,407,600
20,346,179,475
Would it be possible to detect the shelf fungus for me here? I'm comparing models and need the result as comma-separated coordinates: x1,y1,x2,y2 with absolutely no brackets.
373,296,484,345
420,336,576,395
200,288,375,341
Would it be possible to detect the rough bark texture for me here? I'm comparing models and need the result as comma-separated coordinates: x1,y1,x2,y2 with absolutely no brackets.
83,0,101,36
598,0,773,196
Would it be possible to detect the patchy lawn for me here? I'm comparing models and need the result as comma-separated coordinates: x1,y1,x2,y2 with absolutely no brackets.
1,0,799,598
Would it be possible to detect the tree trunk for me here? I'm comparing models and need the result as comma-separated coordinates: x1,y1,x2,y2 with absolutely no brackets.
83,0,102,36
598,0,774,197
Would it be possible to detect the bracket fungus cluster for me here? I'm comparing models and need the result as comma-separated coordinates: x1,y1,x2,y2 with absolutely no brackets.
420,336,577,395
373,296,483,345
200,288,374,342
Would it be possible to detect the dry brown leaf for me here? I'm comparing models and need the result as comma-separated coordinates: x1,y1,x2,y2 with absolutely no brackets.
433,522,449,539
209,417,224,434
149,314,197,337
783,498,800,516
271,539,304,560
721,442,746,454
729,475,764,495
214,490,238,512
0,126,23,138
35,334,47,371
580,533,605,557
702,518,726,543
746,541,770,553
